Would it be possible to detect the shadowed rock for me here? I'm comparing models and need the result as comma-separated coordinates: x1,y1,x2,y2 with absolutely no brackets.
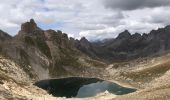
20,19,40,33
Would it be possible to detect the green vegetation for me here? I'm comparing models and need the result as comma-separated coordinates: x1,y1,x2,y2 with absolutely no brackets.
85,58,106,68
20,49,30,65
49,47,81,76
19,49,35,79
35,37,52,59
58,55,79,67
24,36,35,46
24,36,52,59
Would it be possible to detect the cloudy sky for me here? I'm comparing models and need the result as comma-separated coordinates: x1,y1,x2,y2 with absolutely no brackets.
0,0,170,41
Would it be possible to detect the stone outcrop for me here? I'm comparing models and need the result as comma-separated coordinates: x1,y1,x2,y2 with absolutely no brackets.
20,19,39,33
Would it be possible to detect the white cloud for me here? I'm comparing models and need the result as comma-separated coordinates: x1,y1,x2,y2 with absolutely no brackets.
0,0,170,40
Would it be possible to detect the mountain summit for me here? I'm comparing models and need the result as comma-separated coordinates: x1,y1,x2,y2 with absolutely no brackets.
20,19,40,33
117,30,131,39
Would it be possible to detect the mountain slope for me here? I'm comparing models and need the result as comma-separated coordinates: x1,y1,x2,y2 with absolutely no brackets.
0,19,107,81
105,53,170,100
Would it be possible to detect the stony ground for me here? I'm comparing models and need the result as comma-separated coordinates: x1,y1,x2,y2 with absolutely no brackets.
1,54,170,100
106,53,170,100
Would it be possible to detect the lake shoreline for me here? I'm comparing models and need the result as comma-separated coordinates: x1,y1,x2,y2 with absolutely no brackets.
108,79,139,90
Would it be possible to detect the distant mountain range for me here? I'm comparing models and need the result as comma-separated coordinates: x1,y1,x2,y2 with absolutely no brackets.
76,26,170,62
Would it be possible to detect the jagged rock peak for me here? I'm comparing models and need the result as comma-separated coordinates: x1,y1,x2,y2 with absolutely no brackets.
21,19,39,33
79,37,91,48
134,32,141,36
165,25,170,29
117,30,131,39
80,37,89,42
0,30,12,41
132,33,141,38
30,19,36,24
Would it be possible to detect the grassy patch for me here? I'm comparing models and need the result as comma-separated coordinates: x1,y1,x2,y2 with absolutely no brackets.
85,58,106,68
49,48,81,76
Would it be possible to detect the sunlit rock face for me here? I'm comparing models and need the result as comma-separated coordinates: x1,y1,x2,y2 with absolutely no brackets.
34,77,136,98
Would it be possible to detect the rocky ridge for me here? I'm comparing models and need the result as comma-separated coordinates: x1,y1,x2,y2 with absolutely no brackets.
76,26,170,62
0,19,106,81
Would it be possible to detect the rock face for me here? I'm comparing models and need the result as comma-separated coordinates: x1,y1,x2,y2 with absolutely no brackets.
0,30,12,42
75,37,98,59
117,30,131,39
20,19,39,33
